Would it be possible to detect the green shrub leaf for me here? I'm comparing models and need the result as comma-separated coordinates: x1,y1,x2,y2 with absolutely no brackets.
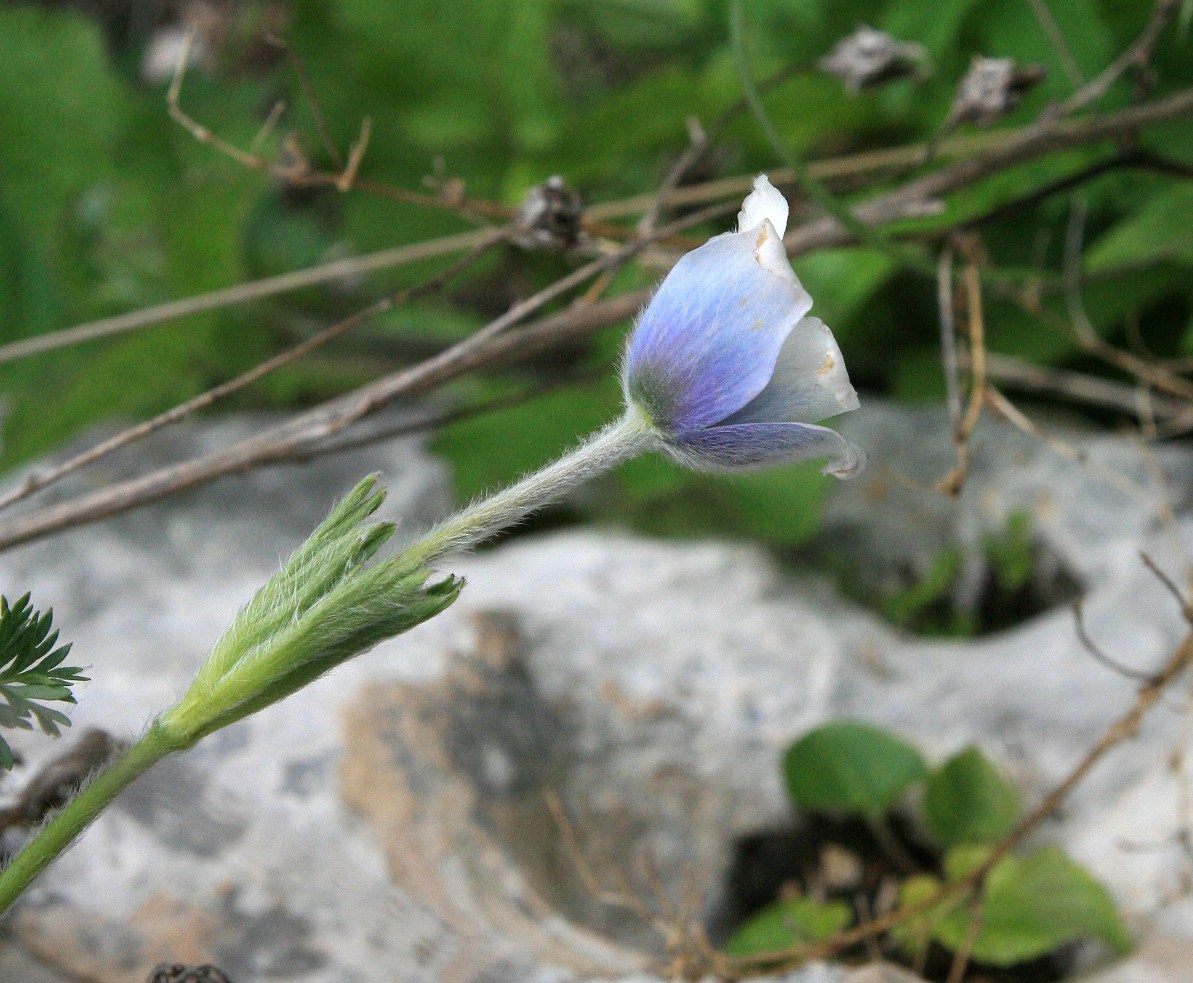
725,895,853,955
783,721,929,818
895,847,1131,966
924,746,1021,846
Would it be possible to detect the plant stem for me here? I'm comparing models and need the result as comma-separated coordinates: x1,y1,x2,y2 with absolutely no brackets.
0,411,659,916
407,408,657,565
0,722,177,916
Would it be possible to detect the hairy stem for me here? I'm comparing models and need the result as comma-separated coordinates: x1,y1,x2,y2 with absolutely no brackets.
409,408,657,565
0,722,178,915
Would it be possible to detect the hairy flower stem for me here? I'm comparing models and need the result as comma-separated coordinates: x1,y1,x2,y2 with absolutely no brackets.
408,408,657,566
0,721,178,914
0,412,658,918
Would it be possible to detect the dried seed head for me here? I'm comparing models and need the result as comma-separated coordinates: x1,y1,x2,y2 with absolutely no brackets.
819,25,929,92
949,56,1048,125
512,175,585,251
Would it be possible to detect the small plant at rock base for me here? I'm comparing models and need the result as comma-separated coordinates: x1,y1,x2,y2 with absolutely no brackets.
726,721,1130,981
0,593,85,770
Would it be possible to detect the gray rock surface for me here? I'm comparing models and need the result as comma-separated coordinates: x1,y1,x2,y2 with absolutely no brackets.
0,406,1190,982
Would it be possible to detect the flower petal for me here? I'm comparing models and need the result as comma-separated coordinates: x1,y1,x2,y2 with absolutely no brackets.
624,227,813,432
723,316,859,426
664,421,866,478
737,174,789,238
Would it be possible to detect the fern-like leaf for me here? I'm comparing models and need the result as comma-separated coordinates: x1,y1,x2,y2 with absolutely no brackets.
0,594,86,769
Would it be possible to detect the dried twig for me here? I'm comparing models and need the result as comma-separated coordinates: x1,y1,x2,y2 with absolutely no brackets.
1050,0,1179,120
0,201,735,551
783,85,1193,256
1027,0,1086,87
0,229,495,364
265,33,343,168
166,29,512,220
1073,598,1160,682
938,245,963,431
974,351,1188,422
984,386,1158,505
0,231,507,513
936,257,986,497
944,891,985,983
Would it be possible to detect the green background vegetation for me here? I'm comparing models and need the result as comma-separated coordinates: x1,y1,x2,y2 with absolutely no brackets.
1,0,1190,562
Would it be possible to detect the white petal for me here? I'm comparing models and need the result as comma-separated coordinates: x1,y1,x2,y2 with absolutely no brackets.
737,174,789,238
722,315,860,426
824,439,867,479
753,218,796,282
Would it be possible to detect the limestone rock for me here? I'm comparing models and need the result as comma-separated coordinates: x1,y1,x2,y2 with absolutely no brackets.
0,407,1190,981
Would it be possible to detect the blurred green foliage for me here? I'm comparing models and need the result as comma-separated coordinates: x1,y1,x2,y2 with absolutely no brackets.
1,0,1190,554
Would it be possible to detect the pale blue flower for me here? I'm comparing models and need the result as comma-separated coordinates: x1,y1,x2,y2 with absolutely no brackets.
623,175,864,478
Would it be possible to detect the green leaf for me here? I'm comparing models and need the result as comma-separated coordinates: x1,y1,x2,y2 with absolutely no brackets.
0,593,85,767
1085,184,1193,271
725,895,853,956
0,7,131,260
896,847,1131,966
923,747,1021,847
971,847,1131,963
783,721,929,818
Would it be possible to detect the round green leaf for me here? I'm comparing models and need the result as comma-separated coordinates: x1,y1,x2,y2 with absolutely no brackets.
896,847,1131,967
725,896,853,956
783,721,929,818
923,746,1021,846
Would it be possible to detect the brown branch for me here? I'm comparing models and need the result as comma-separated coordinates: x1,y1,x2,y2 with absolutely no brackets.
166,28,512,221
265,33,344,168
974,351,1189,422
944,891,985,983
936,257,986,498
4,82,1192,549
0,229,495,364
0,287,648,553
1050,0,1179,120
0,231,507,513
937,246,963,431
1027,0,1086,87
11,90,1192,367
1073,599,1160,682
783,85,1193,256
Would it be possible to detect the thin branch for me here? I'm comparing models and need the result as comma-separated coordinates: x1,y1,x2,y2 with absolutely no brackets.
1051,0,1179,120
944,891,986,983
166,29,512,220
250,99,287,156
1063,192,1097,343
265,33,344,168
1073,599,1160,682
975,351,1189,422
938,246,963,432
282,369,603,465
1141,552,1193,622
0,229,495,364
984,386,1158,505
0,231,507,513
0,204,735,551
936,257,986,498
1026,0,1086,87
11,94,1192,367
4,79,1192,546
783,85,1193,256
